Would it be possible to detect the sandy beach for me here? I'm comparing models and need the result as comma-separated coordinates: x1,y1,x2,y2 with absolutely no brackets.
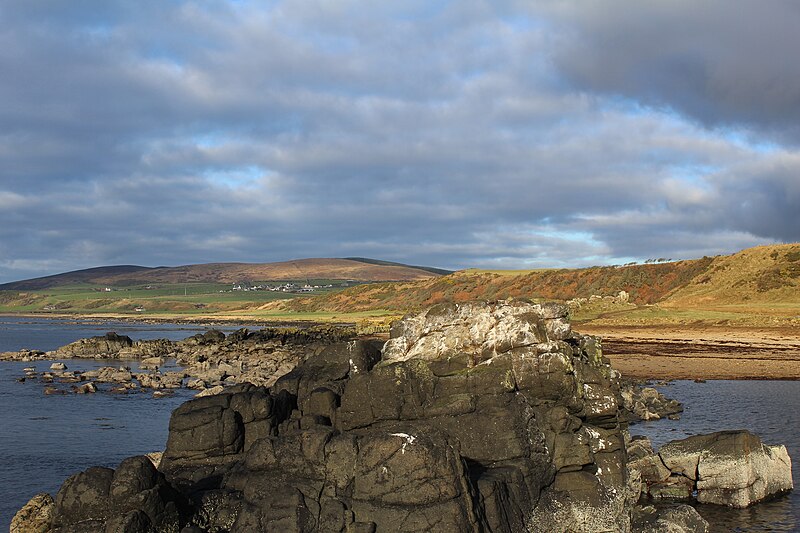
580,325,800,380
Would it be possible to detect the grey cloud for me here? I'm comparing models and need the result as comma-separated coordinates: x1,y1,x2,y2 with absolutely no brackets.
0,1,797,283
541,0,800,143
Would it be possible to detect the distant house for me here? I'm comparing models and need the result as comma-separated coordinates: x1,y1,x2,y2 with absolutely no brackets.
134,306,145,312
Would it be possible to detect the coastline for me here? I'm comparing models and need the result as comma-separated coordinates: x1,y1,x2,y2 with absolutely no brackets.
5,312,800,381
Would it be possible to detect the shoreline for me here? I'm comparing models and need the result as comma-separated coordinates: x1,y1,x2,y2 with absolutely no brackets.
0,311,341,328
5,313,800,381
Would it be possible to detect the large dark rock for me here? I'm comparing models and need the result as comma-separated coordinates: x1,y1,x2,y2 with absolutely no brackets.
54,332,134,358
48,456,184,532
154,301,635,532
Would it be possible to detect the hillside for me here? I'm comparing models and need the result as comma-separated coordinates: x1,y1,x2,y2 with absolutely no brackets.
0,258,442,291
274,243,800,326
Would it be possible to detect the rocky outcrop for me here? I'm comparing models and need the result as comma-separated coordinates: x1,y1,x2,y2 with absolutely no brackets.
54,332,134,357
658,430,793,508
154,301,637,532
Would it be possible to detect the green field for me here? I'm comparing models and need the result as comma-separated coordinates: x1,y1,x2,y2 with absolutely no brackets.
0,279,357,316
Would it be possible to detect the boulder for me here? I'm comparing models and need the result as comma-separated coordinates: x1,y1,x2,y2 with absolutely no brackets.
659,430,793,508
49,456,183,531
620,382,683,421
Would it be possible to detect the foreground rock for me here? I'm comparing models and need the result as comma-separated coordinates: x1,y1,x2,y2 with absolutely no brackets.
25,301,640,532
49,456,185,532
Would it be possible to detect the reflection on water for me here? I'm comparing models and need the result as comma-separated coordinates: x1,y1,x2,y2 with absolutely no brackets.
633,380,800,532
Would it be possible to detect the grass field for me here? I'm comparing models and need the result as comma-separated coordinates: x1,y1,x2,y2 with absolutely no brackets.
0,279,356,316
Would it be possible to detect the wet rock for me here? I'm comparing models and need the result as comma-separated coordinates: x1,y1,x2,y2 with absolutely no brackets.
84,366,133,383
49,362,67,371
10,492,53,533
73,382,97,394
186,378,207,390
139,356,165,370
195,385,225,398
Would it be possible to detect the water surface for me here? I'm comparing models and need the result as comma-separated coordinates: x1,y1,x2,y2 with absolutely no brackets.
634,380,800,532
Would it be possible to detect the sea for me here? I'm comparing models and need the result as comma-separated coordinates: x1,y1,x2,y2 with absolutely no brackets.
0,316,248,529
0,316,798,531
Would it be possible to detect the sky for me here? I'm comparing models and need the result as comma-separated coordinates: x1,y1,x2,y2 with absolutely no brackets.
1,0,799,283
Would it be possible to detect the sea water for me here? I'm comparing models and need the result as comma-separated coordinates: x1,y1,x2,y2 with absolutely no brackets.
0,316,241,529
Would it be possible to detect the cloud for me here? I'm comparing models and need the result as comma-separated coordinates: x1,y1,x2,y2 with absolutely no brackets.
0,1,797,283
542,0,800,143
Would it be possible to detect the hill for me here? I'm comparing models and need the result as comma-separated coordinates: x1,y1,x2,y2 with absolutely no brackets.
0,258,442,291
274,243,800,327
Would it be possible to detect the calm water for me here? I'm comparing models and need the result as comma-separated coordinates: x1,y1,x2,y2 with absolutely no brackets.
1,319,798,531
0,317,246,529
634,380,800,532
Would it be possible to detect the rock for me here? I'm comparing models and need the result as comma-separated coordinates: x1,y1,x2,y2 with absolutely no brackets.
627,436,672,496
632,503,710,532
194,385,225,398
74,382,97,394
50,362,67,371
659,430,793,507
186,378,206,390
54,332,134,358
620,382,683,421
159,301,633,532
49,456,183,531
139,356,165,369
10,492,53,533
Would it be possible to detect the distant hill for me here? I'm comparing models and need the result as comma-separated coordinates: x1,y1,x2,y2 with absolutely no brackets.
278,243,800,317
0,258,443,290
0,265,152,291
344,257,453,276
